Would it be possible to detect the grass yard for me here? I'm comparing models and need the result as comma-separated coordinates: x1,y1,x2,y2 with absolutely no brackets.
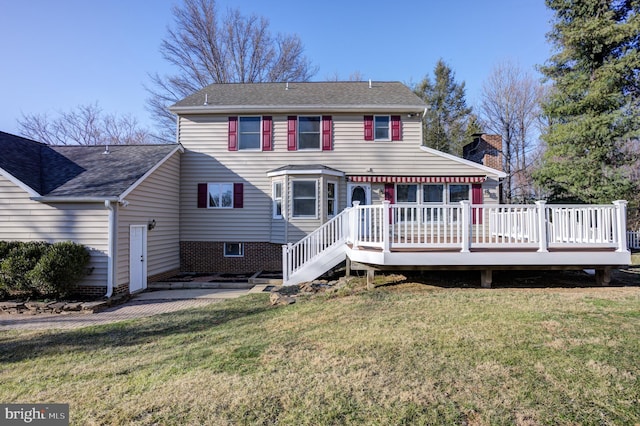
1,270,639,425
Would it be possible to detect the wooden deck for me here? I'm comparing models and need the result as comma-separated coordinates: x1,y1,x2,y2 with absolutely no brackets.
283,201,632,287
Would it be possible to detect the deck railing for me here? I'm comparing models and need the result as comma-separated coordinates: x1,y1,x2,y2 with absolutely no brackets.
283,200,629,283
350,200,628,253
628,230,640,249
282,207,351,282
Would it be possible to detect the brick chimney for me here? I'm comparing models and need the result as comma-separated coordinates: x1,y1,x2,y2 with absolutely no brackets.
462,134,502,171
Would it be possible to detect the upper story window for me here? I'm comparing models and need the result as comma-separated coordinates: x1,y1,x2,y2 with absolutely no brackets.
238,117,261,150
287,116,332,151
298,116,321,150
364,115,402,141
228,116,272,151
374,116,390,140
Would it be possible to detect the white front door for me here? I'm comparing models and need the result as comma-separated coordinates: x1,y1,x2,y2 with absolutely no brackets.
129,225,147,293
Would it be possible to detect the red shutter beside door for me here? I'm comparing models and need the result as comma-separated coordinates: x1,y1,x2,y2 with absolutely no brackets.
384,183,395,224
472,183,482,224
322,115,332,150
233,183,244,208
228,117,238,151
364,115,373,141
262,116,272,151
391,115,401,141
197,183,208,208
287,116,297,151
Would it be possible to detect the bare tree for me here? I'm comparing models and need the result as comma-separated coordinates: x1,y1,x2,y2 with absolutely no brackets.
18,103,154,145
480,61,543,202
146,0,317,138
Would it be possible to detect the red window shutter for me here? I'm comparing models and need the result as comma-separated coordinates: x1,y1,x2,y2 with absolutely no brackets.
197,183,208,208
233,183,244,208
391,115,401,141
384,184,395,203
322,115,332,151
287,116,297,151
364,115,373,141
384,183,395,224
472,183,483,224
262,116,272,151
228,117,238,151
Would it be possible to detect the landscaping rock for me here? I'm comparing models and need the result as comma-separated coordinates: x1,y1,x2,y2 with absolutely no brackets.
270,292,296,306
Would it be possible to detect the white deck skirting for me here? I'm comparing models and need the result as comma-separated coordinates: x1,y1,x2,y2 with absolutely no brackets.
283,201,631,286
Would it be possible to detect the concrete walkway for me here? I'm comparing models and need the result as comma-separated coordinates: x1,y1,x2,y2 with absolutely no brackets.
0,288,251,331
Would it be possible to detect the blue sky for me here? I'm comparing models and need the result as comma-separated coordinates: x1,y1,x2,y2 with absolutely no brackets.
0,0,554,136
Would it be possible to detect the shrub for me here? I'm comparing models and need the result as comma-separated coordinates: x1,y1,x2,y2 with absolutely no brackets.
28,241,91,298
0,241,50,296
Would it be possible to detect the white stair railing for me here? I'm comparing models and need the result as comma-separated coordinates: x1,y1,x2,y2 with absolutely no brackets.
282,207,352,283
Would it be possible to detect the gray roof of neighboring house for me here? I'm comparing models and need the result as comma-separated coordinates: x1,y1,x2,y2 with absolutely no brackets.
170,81,426,113
0,131,180,198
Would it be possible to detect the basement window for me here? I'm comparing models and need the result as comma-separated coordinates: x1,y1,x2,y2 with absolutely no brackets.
224,242,244,257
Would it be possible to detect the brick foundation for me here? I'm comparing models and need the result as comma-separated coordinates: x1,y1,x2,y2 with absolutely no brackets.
149,269,181,283
73,283,129,298
180,241,282,274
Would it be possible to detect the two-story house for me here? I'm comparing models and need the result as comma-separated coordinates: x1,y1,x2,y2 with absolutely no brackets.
170,81,507,277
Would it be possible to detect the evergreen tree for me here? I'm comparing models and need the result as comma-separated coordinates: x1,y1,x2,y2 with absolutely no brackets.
534,0,640,203
414,60,472,155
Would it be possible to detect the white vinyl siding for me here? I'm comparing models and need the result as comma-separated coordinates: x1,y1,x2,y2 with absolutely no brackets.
178,113,501,244
0,175,109,288
116,152,181,288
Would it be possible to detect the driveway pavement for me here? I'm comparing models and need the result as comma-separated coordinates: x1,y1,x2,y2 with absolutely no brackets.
0,288,251,331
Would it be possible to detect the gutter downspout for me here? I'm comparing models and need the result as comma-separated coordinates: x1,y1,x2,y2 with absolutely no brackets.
104,200,116,298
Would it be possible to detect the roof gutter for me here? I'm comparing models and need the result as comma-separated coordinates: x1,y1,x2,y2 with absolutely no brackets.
169,104,426,115
31,196,120,203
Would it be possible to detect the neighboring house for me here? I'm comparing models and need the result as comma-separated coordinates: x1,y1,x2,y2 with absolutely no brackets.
0,132,183,296
170,81,506,275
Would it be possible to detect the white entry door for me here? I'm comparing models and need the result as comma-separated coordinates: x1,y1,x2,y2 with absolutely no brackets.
129,225,147,293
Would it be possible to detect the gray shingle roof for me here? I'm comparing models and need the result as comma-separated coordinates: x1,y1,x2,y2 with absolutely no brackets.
0,132,180,198
171,81,426,112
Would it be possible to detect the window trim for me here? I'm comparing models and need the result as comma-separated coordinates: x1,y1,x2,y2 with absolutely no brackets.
223,242,244,257
395,183,418,204
207,183,234,209
448,184,471,203
327,181,337,218
422,184,446,204
292,179,318,218
374,115,391,141
297,115,322,150
272,181,283,219
237,116,262,151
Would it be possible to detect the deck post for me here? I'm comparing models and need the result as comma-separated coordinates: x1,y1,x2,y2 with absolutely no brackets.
345,257,351,277
382,200,391,253
613,200,628,252
460,200,471,253
367,268,375,290
351,201,360,249
480,269,492,288
535,200,548,253
595,268,611,286
282,244,291,283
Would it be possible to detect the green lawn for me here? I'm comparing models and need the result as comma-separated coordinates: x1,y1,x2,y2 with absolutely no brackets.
1,273,639,425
